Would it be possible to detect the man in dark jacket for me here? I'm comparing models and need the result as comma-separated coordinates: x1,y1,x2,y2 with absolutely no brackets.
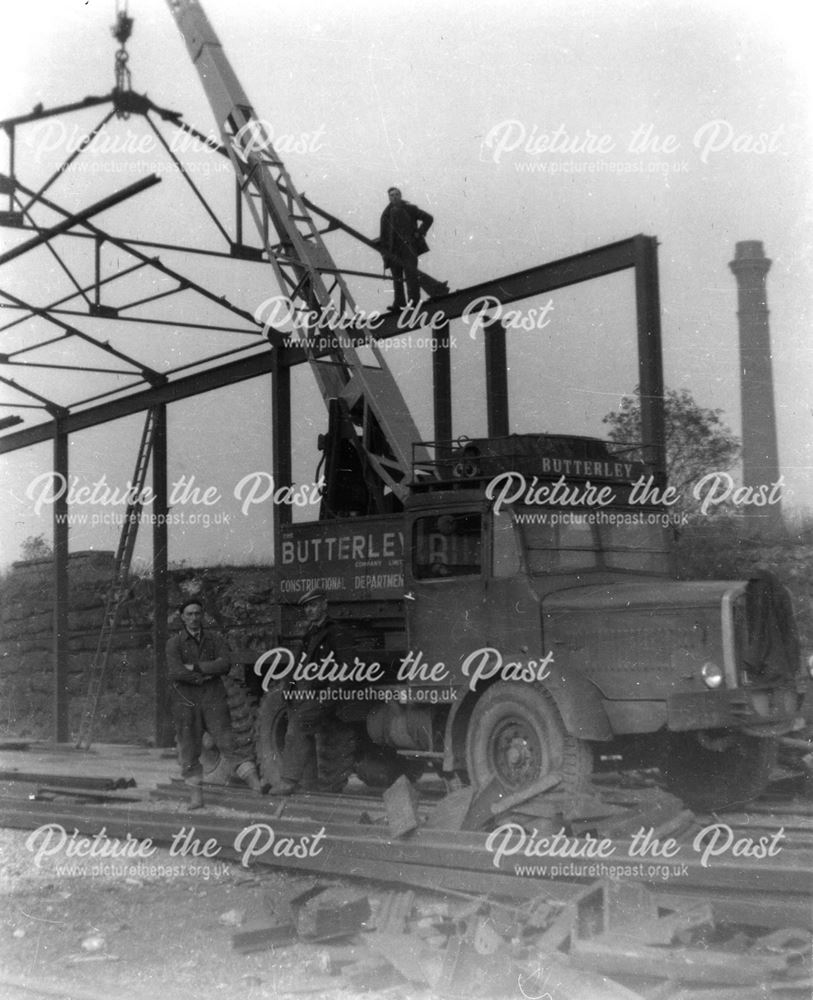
166,599,262,808
268,588,356,796
378,186,433,311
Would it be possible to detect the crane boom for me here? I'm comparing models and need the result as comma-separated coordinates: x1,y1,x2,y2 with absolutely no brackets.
165,0,425,508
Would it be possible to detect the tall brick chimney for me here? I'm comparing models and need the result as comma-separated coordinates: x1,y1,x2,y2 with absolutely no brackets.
728,241,781,525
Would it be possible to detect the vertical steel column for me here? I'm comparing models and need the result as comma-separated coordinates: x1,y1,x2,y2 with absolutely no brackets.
151,404,172,745
484,319,509,438
272,351,292,555
432,324,452,447
52,419,70,743
7,126,15,213
634,235,666,486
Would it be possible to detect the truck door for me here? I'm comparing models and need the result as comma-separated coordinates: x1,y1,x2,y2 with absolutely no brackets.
405,509,489,669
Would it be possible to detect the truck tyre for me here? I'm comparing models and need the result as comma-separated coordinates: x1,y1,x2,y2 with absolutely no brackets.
466,682,592,793
254,687,288,788
223,672,259,760
662,730,777,811
200,675,259,785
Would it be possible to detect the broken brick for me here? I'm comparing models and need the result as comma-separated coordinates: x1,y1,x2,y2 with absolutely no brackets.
231,919,296,954
295,887,371,942
383,775,420,837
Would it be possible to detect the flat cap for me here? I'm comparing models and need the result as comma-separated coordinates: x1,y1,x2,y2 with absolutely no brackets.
298,587,327,606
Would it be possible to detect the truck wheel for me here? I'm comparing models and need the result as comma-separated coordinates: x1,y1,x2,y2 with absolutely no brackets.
254,687,288,787
661,730,777,811
466,682,592,793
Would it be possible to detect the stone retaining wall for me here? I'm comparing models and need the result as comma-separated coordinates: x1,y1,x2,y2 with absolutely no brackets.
0,553,276,741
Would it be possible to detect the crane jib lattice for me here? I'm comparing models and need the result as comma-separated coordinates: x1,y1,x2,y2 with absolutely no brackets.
165,0,427,503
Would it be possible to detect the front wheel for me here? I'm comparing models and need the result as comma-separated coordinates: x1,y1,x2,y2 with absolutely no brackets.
465,682,592,794
661,729,777,811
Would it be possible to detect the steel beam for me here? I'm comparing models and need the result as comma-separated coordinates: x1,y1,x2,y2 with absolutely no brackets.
432,323,452,446
0,174,161,267
0,373,63,417
151,404,171,746
1,236,664,478
484,319,509,438
52,419,69,743
10,177,264,330
0,282,164,385
0,95,112,131
369,235,642,339
0,348,275,454
633,235,666,484
272,353,292,558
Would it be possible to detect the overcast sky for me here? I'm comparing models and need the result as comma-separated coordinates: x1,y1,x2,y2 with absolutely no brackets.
0,0,810,570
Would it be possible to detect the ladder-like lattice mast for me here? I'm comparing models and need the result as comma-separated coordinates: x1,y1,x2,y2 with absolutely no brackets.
166,0,424,505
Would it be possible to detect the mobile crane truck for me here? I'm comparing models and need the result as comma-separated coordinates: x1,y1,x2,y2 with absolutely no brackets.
166,0,807,811
252,432,805,811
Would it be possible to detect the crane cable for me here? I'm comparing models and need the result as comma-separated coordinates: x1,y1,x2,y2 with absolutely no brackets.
112,0,134,119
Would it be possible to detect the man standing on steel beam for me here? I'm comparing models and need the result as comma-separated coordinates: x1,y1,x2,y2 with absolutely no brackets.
377,187,433,312
166,599,262,808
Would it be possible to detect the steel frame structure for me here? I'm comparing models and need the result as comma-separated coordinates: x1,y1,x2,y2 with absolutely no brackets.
0,81,664,745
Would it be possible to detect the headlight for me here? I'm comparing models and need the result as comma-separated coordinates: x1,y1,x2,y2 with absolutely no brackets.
701,661,724,689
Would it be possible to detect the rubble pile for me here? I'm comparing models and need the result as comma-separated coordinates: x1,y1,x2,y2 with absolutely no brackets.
221,876,812,999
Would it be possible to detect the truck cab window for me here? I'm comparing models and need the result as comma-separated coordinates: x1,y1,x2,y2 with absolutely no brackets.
520,511,599,572
413,512,483,579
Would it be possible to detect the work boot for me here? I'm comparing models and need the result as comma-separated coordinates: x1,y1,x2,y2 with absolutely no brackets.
267,779,298,796
188,782,204,810
235,760,263,795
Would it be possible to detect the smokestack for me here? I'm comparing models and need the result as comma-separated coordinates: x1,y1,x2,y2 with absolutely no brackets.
728,241,782,526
